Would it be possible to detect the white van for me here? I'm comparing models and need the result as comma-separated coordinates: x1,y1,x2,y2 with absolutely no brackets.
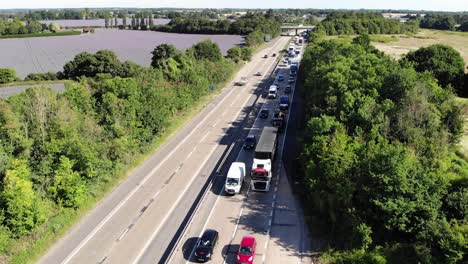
224,162,246,195
268,85,278,99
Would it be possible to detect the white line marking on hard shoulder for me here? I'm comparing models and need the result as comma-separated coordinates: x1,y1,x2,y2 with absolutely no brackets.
60,59,241,264
132,141,219,264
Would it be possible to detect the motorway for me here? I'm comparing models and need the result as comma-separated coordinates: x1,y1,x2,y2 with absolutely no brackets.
166,38,310,264
38,36,295,264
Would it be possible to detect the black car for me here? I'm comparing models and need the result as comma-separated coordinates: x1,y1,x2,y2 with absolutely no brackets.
259,109,269,119
272,53,277,57
194,229,218,262
243,135,257,149
285,85,292,94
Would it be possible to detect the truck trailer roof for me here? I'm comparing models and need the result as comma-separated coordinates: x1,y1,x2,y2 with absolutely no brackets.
255,127,278,156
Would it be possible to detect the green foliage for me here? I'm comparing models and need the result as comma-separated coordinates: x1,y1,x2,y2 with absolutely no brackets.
0,39,237,258
48,157,86,208
25,72,59,81
421,14,457,31
403,44,465,95
150,43,180,69
0,68,17,84
321,249,387,264
314,12,419,36
62,50,125,79
299,39,467,262
0,225,11,254
459,21,468,32
0,160,47,237
226,46,242,63
191,40,222,61
0,30,81,39
240,47,253,61
151,12,281,47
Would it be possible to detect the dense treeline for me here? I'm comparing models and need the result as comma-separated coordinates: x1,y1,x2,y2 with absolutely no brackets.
0,40,242,258
152,12,281,46
314,11,419,35
299,36,467,263
0,19,50,35
420,14,458,31
419,14,468,32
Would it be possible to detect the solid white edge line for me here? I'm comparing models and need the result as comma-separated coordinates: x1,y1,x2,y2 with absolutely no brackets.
60,56,243,264
139,40,281,263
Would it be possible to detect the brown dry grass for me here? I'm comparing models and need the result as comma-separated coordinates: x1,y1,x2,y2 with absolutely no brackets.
373,29,468,72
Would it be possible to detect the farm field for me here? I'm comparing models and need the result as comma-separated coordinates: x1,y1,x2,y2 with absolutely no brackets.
40,18,170,27
372,29,468,70
0,29,242,78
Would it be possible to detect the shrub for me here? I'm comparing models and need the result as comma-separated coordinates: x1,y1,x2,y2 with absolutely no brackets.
0,68,17,84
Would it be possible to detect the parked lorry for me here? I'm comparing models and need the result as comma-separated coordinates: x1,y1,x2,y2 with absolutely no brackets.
251,127,278,191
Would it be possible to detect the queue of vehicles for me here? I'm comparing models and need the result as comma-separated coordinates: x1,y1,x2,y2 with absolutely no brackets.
196,38,301,263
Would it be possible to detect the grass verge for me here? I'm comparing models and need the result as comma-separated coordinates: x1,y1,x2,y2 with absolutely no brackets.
370,35,399,43
0,31,81,39
6,37,281,264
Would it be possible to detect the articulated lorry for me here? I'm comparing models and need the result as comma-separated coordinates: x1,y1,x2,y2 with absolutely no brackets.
251,126,278,191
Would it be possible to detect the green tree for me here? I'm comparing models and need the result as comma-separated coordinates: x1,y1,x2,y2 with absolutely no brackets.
0,68,17,84
26,20,43,34
240,47,253,61
150,44,180,68
48,156,86,208
63,50,123,79
0,160,47,237
192,40,222,61
49,22,60,31
226,46,242,63
403,44,465,93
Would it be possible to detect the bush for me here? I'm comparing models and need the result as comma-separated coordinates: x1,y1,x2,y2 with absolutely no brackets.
403,44,465,94
24,72,59,81
0,68,17,84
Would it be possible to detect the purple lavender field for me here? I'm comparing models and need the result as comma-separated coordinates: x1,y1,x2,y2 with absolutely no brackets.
40,19,170,27
0,29,242,78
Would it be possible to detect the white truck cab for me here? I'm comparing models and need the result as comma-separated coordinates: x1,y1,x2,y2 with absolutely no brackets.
224,162,246,195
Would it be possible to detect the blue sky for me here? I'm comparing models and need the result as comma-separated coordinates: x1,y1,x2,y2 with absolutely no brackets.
2,0,467,11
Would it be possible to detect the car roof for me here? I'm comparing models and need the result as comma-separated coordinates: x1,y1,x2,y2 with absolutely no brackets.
240,236,256,247
201,229,218,241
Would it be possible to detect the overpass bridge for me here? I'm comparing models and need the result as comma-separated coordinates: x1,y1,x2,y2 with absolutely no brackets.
280,25,315,35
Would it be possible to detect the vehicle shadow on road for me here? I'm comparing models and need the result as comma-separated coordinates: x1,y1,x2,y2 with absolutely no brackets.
182,237,198,261
221,244,239,264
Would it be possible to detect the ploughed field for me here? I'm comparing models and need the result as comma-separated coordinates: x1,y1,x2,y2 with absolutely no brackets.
0,29,242,78
39,18,170,27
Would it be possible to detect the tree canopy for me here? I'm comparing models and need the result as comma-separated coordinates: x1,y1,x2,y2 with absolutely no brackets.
299,38,467,263
0,39,236,256
403,44,466,96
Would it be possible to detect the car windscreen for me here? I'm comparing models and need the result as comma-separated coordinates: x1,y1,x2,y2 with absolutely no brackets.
239,246,252,255
226,178,239,185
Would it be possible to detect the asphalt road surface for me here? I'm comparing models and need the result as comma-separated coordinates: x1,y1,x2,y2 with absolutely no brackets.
0,83,65,98
166,42,311,264
38,37,293,264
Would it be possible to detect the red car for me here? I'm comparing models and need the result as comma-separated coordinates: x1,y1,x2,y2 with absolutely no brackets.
237,236,256,264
